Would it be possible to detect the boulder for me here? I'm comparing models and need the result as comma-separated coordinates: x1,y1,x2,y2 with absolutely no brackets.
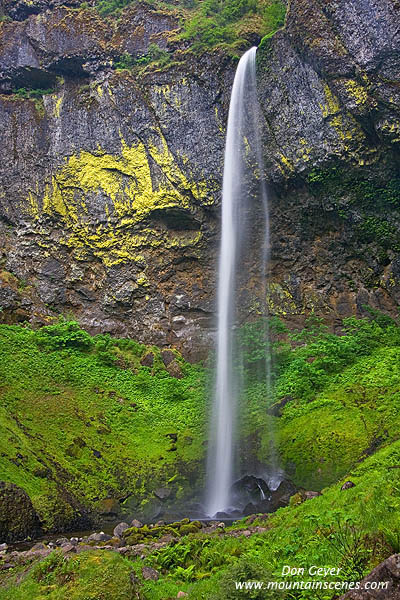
341,481,356,490
166,360,183,379
142,566,159,581
87,532,112,542
269,479,297,511
339,554,400,599
140,353,154,368
113,522,130,539
161,350,175,366
130,519,143,528
0,481,41,543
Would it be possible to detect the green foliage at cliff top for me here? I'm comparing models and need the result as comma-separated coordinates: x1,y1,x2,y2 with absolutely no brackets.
95,0,286,53
0,320,206,531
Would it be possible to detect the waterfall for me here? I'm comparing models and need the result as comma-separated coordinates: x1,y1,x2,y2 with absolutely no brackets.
206,47,270,517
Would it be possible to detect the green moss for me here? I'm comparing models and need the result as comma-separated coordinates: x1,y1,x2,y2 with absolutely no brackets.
306,165,400,251
0,322,206,531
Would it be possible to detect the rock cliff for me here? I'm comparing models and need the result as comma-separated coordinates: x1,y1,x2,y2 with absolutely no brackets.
258,0,400,330
0,0,400,357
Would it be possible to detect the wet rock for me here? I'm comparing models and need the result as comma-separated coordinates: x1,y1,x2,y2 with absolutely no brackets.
113,522,129,539
232,475,270,506
269,479,297,510
142,566,159,581
154,488,171,501
341,481,356,490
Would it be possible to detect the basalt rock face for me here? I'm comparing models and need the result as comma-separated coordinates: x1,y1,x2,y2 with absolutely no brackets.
0,3,233,359
257,0,400,329
0,0,400,358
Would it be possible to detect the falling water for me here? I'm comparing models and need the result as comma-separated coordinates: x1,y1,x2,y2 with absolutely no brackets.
206,47,270,517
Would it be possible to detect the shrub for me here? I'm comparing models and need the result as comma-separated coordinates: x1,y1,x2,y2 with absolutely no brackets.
33,319,94,352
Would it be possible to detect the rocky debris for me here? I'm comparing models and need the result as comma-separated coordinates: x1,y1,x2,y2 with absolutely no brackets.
341,481,356,490
113,522,130,539
0,481,41,543
339,554,400,599
141,566,159,581
0,543,8,554
55,537,70,546
0,518,274,574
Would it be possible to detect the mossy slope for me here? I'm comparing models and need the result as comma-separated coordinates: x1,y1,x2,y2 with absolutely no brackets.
0,322,206,532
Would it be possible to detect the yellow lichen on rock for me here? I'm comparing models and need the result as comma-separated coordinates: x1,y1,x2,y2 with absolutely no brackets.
320,83,366,148
25,135,208,266
342,79,368,106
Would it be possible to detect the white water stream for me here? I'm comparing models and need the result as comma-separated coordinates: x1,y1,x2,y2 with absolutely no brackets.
206,47,270,517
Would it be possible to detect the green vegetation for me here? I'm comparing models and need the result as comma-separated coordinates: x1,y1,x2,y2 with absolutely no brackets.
12,87,55,99
2,437,400,598
2,310,400,597
114,45,171,71
181,0,286,52
239,310,400,489
0,320,206,530
95,0,286,54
